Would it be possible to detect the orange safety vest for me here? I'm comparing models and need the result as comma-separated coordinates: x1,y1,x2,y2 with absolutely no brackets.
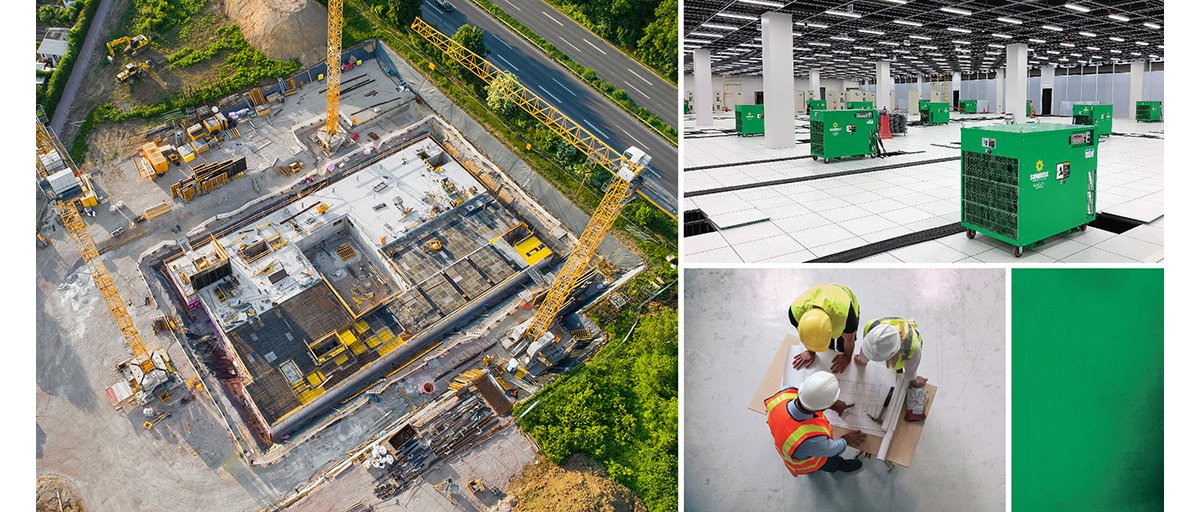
764,388,835,476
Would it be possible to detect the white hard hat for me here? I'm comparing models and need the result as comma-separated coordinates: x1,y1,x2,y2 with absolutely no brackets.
799,371,840,411
862,324,901,362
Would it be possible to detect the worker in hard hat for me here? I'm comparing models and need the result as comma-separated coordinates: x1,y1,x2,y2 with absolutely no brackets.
789,284,860,373
765,371,867,475
856,317,929,421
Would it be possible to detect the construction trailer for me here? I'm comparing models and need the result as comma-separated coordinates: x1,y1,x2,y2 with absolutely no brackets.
734,104,764,136
138,142,169,179
921,102,950,125
810,109,881,163
846,101,874,110
1136,101,1162,122
806,99,826,114
960,99,978,114
1072,104,1114,137
959,123,1098,257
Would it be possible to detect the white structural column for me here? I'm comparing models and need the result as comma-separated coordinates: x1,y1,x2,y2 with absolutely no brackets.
809,69,820,98
694,49,713,126
952,72,962,94
995,69,1005,113
1129,60,1145,120
760,11,795,149
876,61,892,110
1005,43,1029,123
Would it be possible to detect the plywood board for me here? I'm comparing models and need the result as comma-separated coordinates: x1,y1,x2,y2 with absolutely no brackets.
783,344,896,436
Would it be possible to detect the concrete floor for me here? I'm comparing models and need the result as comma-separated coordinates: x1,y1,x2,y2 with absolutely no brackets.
683,268,1006,512
682,113,1164,263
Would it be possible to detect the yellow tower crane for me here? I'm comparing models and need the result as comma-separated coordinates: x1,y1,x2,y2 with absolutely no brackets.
320,0,345,152
35,118,176,407
410,18,651,348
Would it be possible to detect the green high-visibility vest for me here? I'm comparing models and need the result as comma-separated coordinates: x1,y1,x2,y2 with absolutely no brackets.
863,317,923,369
790,284,859,338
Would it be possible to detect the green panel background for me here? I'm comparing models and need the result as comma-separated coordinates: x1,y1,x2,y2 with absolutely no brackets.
1013,268,1164,511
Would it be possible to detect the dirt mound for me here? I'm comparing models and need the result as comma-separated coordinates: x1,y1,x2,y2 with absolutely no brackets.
506,455,648,512
222,0,327,65
36,474,84,512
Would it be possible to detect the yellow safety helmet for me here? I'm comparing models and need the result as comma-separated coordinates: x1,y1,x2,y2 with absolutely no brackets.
798,309,833,352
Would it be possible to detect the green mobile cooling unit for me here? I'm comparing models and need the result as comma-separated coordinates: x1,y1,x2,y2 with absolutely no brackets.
1136,101,1162,122
806,99,826,114
1072,104,1113,137
734,104,764,136
960,99,978,113
846,101,874,110
810,109,880,162
918,99,930,112
960,124,1098,257
921,102,950,125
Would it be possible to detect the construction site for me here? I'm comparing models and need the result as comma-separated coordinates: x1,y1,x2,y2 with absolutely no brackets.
36,2,661,510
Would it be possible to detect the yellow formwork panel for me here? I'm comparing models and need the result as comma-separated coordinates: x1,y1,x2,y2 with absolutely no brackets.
378,328,395,342
377,337,401,356
297,386,325,405
349,340,368,355
338,330,356,345
514,235,551,266
364,334,382,349
354,320,370,334
333,353,350,366
305,370,325,387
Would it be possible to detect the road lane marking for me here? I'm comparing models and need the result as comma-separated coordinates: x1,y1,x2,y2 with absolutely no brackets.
501,0,521,10
583,119,609,138
492,36,514,50
537,84,563,104
628,68,653,86
558,36,581,53
552,78,577,96
623,80,651,99
619,127,648,148
542,11,564,26
584,39,607,55
496,54,521,71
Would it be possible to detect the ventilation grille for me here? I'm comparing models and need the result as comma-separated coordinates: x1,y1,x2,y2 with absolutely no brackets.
811,120,825,154
961,151,1019,239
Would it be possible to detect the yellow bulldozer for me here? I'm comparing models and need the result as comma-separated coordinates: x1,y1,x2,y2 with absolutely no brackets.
107,35,149,63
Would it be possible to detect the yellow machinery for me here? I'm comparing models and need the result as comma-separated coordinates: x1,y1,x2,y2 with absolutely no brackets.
35,118,176,407
116,61,152,83
424,238,443,252
107,35,148,62
411,18,650,347
321,0,344,151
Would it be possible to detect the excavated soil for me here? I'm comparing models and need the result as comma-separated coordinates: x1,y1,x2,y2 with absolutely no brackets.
222,0,327,65
36,474,85,512
507,455,648,512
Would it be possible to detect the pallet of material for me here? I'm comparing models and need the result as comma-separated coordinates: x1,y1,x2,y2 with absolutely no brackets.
171,157,246,201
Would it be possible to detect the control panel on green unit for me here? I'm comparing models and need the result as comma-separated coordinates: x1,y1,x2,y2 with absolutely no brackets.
1069,130,1093,146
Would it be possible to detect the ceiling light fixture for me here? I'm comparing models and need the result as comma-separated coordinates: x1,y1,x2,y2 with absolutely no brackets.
1064,3,1091,13
910,35,932,40
1030,38,1047,43
701,22,739,31
1108,14,1130,22
1043,25,1064,32
825,10,863,18
947,27,972,34
997,17,1022,25
894,19,923,27
859,29,886,35
1079,31,1097,37
940,7,972,16
716,12,758,21
1144,22,1161,29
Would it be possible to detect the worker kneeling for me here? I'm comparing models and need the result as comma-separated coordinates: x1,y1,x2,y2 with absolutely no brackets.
765,371,867,475
856,317,929,421
790,284,860,374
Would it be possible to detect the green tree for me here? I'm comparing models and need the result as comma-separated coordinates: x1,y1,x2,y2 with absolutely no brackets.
388,0,422,28
451,25,488,91
635,0,677,78
486,71,521,119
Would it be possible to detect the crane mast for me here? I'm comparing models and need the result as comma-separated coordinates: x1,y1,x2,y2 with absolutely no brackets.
409,18,650,345
321,0,345,151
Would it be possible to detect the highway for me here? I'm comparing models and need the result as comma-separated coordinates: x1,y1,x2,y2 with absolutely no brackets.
419,1,678,217
491,0,676,128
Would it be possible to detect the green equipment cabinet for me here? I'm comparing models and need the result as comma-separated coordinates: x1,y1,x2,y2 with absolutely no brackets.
918,99,930,112
1136,101,1162,122
921,102,950,125
960,100,978,114
1072,104,1113,137
1027,100,1033,117
846,101,874,110
734,104,764,136
810,109,880,163
959,123,1098,257
806,99,826,114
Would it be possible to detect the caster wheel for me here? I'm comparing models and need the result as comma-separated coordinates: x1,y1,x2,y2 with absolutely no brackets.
1013,246,1024,258
1079,223,1088,232
966,229,976,239
811,156,817,161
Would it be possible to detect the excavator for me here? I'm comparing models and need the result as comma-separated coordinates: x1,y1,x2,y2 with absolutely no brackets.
411,18,653,373
107,35,148,63
116,60,154,83
35,118,178,409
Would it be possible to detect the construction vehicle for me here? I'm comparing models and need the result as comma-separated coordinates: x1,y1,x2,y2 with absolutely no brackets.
424,238,444,252
116,60,153,83
36,118,178,408
106,35,148,62
959,123,1098,257
413,17,650,364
